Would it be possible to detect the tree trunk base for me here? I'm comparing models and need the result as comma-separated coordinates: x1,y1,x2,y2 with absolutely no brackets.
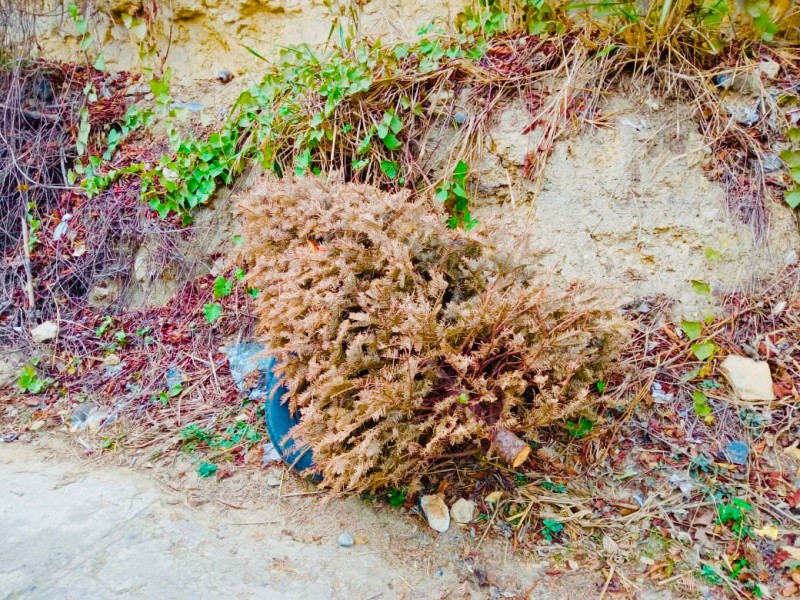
492,428,531,468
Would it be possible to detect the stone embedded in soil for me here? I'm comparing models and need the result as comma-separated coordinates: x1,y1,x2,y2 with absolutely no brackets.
450,498,476,524
337,532,354,547
759,60,780,80
720,355,775,402
31,321,58,343
420,494,450,533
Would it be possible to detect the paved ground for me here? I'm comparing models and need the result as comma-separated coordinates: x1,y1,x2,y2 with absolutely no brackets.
0,440,616,599
0,447,435,599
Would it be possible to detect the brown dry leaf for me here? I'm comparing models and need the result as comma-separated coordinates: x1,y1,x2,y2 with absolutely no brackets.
782,546,800,561
694,509,716,527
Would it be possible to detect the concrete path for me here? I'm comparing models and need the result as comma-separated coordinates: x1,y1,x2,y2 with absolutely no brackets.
0,441,603,599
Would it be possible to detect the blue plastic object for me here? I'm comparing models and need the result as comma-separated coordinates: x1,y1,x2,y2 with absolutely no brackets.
223,342,315,473
263,368,316,473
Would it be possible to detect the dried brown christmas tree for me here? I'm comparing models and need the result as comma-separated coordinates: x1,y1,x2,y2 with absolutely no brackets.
237,175,625,493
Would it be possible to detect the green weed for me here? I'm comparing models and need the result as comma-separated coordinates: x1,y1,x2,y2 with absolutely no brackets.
540,518,563,541
17,364,47,394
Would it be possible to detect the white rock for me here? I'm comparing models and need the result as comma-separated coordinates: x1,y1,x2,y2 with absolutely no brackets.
720,355,775,401
450,498,475,524
420,494,450,533
337,532,354,547
31,321,59,343
759,60,780,80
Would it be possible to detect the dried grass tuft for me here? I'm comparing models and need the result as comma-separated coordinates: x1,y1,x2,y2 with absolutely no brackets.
238,175,626,492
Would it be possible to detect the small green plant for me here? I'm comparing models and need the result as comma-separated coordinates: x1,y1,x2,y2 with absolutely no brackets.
692,390,713,421
540,518,563,541
17,364,47,394
717,497,752,536
197,462,218,478
435,160,476,229
699,564,722,585
565,416,594,439
781,127,800,209
514,473,528,486
151,383,183,406
95,315,113,337
386,487,407,507
539,481,566,493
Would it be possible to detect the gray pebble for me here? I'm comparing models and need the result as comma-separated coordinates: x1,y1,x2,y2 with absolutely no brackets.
337,532,354,547
217,69,234,84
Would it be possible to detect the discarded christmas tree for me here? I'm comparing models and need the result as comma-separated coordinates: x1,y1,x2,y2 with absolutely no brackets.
238,175,624,493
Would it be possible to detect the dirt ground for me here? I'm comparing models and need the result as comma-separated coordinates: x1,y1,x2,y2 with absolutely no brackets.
0,437,645,600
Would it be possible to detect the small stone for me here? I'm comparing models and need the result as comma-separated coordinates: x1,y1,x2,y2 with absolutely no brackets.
762,152,782,172
758,60,780,80
31,321,58,343
727,102,759,127
420,494,450,532
103,353,121,366
217,69,234,84
450,498,475,524
725,440,749,466
453,112,468,124
266,474,282,487
720,355,775,401
337,532,354,547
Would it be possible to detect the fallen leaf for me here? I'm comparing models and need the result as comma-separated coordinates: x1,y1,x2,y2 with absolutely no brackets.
783,443,800,462
782,546,800,561
754,524,780,540
485,491,503,504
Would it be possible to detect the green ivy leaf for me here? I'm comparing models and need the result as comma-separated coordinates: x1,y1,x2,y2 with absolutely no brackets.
129,18,147,41
453,160,469,180
681,320,702,340
780,150,800,168
692,390,712,417
786,189,800,209
380,160,399,179
691,340,718,361
691,280,711,295
203,303,222,324
213,276,233,299
382,133,402,151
